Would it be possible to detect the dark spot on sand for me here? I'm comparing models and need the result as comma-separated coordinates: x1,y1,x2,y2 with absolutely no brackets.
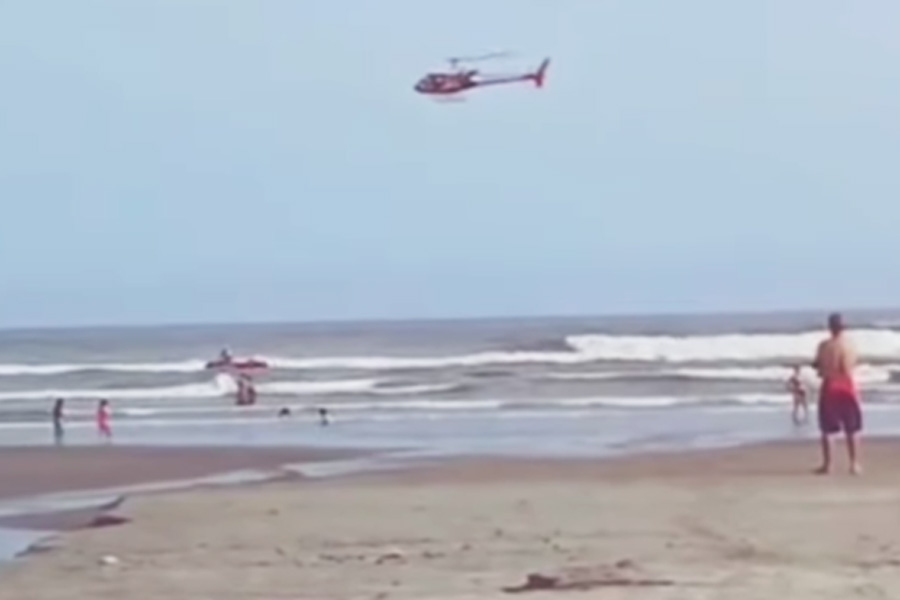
375,551,405,565
89,515,130,528
502,562,675,593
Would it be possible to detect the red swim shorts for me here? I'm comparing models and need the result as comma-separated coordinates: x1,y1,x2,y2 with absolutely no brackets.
818,380,862,434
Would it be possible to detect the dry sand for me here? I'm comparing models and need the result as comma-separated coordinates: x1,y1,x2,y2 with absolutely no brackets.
4,439,900,599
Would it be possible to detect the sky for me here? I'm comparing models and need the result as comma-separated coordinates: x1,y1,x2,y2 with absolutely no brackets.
1,0,899,327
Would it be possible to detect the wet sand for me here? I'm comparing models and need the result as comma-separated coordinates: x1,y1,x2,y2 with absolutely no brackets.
4,438,900,598
0,445,363,502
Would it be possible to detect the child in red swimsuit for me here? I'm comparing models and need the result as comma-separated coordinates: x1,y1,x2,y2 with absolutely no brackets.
97,399,112,440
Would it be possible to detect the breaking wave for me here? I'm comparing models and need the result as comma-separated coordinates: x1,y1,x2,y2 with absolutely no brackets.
0,375,464,402
1,328,899,376
564,329,900,363
0,360,205,376
543,363,896,385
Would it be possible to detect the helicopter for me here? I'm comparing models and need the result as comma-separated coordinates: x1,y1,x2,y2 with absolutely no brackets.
413,52,550,98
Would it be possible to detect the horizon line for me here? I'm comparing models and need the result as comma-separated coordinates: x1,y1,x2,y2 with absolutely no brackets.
0,305,897,334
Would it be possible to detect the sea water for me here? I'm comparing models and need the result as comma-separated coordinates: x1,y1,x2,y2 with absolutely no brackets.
1,310,899,455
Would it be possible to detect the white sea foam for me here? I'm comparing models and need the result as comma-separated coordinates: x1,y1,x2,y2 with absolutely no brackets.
0,360,205,376
0,377,462,403
565,329,900,363
1,328,899,376
259,380,461,396
544,363,895,385
259,329,900,368
554,396,683,408
0,374,238,402
259,379,379,395
258,351,584,370
112,398,503,416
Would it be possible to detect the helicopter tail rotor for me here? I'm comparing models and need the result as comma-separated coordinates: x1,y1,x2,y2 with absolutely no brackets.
533,58,550,88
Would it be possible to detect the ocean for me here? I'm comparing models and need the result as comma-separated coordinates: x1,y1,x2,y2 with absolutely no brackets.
3,310,900,457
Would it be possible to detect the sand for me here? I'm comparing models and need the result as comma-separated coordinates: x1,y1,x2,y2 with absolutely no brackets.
4,439,900,598
0,445,362,501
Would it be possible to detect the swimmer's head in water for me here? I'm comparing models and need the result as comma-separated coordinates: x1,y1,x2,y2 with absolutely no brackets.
828,312,845,335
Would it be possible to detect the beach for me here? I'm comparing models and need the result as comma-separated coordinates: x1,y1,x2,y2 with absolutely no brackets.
2,314,900,596
0,445,363,502
3,438,900,598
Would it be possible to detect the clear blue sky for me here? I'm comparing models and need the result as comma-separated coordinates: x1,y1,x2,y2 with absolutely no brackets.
1,0,899,327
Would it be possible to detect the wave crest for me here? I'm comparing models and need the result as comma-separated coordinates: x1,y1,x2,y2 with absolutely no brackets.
566,329,900,363
0,328,899,377
543,363,894,384
0,376,465,403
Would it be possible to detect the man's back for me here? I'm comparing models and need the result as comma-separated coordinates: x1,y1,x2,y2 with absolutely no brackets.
815,335,856,382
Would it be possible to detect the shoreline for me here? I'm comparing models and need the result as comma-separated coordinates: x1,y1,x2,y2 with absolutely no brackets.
0,444,367,503
0,444,386,564
0,445,377,551
0,434,885,522
4,436,900,597
326,435,900,488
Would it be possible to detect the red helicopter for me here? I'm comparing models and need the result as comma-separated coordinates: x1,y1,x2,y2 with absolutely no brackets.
414,53,550,98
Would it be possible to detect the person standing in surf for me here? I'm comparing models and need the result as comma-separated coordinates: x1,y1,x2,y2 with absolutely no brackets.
786,365,808,425
52,398,65,446
96,399,112,441
813,312,862,475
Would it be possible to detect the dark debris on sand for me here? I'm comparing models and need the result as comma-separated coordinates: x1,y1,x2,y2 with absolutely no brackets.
502,559,676,593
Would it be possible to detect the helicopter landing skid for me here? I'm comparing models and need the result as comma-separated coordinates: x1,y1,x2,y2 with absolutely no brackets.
432,94,467,103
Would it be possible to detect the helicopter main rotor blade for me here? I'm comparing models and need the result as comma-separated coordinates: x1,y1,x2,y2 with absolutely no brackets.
447,51,514,64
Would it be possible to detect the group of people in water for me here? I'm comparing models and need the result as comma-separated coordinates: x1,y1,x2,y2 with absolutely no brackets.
50,393,331,445
50,347,332,444
51,397,111,445
47,315,862,476
212,348,329,421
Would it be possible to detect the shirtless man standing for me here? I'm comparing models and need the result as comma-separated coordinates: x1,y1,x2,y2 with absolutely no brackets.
813,312,862,475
